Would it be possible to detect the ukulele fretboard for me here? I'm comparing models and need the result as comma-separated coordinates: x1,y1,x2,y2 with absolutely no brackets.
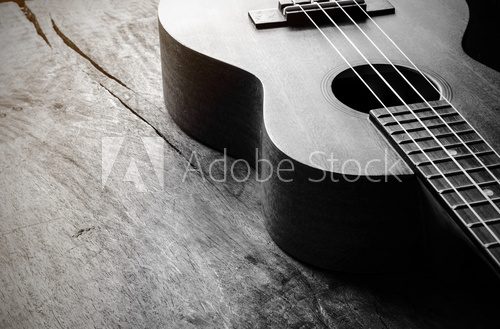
370,100,500,271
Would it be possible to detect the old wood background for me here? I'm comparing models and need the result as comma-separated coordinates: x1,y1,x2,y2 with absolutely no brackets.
0,0,498,328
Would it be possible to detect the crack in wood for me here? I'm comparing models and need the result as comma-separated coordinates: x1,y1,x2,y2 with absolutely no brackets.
0,0,51,47
72,226,95,238
51,18,130,90
48,16,251,204
96,82,251,205
97,82,197,171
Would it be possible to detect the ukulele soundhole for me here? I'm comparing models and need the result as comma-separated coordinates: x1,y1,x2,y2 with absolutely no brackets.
331,64,441,113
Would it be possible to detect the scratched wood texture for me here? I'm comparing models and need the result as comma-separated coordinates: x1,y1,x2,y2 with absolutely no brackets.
0,1,499,328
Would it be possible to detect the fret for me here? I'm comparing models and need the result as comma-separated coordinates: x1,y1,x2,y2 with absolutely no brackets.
441,189,500,226
410,150,494,166
401,138,485,154
471,221,500,245
419,159,500,177
378,111,458,126
385,119,436,133
386,119,470,135
408,148,449,162
421,154,500,175
485,242,500,249
429,166,500,191
397,131,479,150
442,183,500,205
466,142,496,153
470,218,500,228
419,159,459,176
372,103,453,118
490,246,500,264
454,198,500,210
390,121,459,137
405,140,489,156
425,164,500,180
440,180,500,194
394,128,476,144
477,152,500,166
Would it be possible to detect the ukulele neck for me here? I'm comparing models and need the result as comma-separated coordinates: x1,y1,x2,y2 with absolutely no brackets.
370,100,500,271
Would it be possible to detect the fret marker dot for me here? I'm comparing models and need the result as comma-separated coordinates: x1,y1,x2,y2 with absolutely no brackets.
483,189,494,197
448,149,458,156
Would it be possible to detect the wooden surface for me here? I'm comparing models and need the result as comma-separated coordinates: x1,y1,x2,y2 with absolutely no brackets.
0,0,499,328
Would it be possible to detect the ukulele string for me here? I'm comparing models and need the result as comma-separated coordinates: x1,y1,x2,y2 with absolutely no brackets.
349,0,500,183
321,1,500,235
295,3,500,256
312,1,500,249
329,0,500,198
315,2,500,217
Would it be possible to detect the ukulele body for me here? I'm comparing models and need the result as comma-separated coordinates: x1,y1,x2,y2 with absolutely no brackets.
158,0,500,272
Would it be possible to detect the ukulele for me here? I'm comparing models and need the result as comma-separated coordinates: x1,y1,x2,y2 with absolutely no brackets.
158,0,500,275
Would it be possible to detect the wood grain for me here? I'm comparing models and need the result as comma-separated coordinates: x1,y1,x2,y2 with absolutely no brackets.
1,0,499,328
